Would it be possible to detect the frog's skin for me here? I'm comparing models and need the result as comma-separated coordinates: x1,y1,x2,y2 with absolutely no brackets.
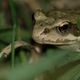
32,10,80,51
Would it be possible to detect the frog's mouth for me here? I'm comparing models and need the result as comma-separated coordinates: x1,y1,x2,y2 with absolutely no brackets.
36,39,77,45
33,32,80,46
42,39,77,45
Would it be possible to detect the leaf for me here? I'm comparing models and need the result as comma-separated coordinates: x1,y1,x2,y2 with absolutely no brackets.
6,49,73,80
58,64,80,80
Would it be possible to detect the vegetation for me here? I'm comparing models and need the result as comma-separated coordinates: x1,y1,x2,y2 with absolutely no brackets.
0,0,80,80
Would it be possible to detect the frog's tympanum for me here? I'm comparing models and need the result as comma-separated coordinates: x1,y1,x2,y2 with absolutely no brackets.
32,10,80,51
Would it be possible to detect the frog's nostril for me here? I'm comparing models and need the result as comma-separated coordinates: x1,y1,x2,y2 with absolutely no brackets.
40,28,50,35
43,28,50,34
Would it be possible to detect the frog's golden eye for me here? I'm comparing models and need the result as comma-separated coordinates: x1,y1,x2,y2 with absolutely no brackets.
56,23,71,35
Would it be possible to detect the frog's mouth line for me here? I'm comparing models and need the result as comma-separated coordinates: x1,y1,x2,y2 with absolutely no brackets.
35,38,77,46
43,41,76,46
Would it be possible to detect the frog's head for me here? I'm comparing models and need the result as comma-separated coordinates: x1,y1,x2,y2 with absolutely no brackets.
32,10,80,45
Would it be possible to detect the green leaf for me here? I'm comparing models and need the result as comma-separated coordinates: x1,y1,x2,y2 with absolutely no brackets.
58,64,80,80
6,49,72,80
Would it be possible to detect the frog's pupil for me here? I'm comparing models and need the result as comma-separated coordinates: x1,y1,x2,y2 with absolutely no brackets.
59,24,69,33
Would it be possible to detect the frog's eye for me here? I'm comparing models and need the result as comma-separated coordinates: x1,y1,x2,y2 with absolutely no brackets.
56,22,71,35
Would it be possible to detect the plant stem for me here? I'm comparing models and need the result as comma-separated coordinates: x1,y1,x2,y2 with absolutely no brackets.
8,0,17,68
77,17,80,30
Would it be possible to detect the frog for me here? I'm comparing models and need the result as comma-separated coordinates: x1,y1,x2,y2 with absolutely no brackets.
0,9,80,58
32,10,80,52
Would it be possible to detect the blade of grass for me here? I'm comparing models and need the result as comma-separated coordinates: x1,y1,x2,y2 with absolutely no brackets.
19,50,31,65
8,0,29,66
8,0,17,68
77,17,80,30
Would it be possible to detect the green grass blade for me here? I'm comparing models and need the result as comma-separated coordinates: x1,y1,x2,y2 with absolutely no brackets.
77,17,80,30
8,0,17,68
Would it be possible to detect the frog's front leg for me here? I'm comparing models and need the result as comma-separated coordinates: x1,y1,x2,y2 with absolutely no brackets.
0,40,41,64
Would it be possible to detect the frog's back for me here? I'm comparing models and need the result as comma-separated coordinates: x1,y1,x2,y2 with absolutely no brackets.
48,9,80,23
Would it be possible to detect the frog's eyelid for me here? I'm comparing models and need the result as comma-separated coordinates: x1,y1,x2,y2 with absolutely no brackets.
52,23,70,31
52,21,71,29
52,20,70,27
